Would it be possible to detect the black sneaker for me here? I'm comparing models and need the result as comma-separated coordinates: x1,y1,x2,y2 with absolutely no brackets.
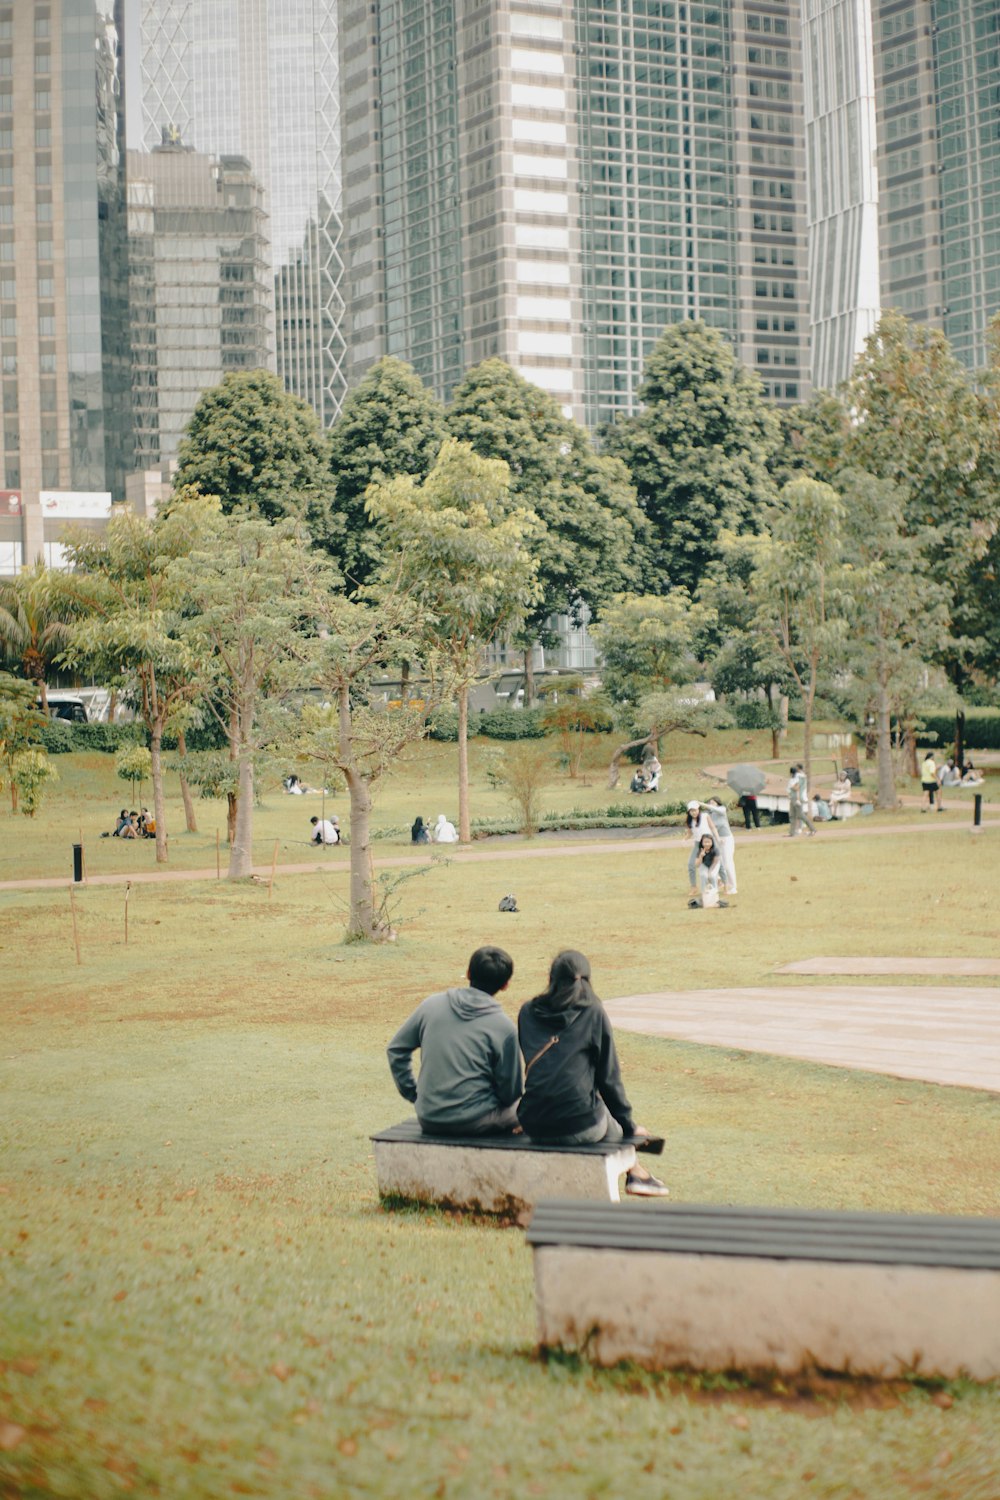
625,1170,670,1198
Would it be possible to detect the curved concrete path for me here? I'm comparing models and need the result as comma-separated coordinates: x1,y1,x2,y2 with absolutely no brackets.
605,986,1000,1093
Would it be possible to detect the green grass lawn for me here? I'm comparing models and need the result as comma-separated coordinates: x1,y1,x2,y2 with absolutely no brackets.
2,740,999,1499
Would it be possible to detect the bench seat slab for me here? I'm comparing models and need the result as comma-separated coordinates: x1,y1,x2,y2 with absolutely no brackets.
373,1137,637,1215
533,1245,1000,1378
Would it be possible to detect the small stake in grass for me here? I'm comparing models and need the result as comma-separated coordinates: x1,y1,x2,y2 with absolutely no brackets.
69,886,82,966
268,839,279,900
124,881,131,945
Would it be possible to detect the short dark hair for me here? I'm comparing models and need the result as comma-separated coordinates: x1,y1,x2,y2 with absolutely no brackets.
310,816,319,825
468,945,514,995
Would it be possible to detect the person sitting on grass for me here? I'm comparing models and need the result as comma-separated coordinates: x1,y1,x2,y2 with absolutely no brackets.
117,811,139,840
432,812,459,843
962,761,983,787
310,814,339,846
386,945,523,1137
516,950,668,1197
111,808,130,837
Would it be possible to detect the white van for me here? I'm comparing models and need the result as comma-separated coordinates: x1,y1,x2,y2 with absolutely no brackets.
38,692,89,723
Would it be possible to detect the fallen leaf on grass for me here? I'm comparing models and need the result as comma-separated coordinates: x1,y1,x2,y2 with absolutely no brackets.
270,1362,292,1382
0,1424,27,1451
112,1290,127,1302
12,1358,39,1376
934,1450,953,1468
731,1414,750,1430
931,1391,954,1410
338,1437,358,1457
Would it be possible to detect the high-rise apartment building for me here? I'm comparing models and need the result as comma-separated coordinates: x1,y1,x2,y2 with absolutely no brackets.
128,139,271,467
802,0,881,389
339,0,811,427
140,0,346,425
0,0,132,574
872,0,1000,375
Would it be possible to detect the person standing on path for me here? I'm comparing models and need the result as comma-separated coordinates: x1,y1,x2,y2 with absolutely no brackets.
787,765,817,837
920,751,938,811
705,796,737,894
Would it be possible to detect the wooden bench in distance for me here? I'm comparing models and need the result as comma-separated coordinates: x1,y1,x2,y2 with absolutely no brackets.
371,1120,637,1217
527,1200,1000,1378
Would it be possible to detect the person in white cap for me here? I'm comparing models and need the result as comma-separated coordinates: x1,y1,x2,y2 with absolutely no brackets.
433,812,459,843
684,800,719,892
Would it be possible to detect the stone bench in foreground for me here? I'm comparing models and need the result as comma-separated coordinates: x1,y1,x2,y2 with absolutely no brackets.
527,1200,1000,1378
371,1120,637,1216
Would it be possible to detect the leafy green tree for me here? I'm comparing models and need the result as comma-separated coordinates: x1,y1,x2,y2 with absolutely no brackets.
173,370,333,541
605,689,731,790
61,501,215,864
603,320,780,592
170,510,336,879
10,748,57,817
743,478,854,785
368,438,540,842
589,592,712,711
839,470,951,808
0,672,47,813
0,562,82,712
538,675,612,779
448,359,648,698
115,743,153,805
326,357,447,590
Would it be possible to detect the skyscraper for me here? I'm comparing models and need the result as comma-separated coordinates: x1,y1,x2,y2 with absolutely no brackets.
140,0,346,426
0,0,132,574
873,0,1000,375
802,0,881,389
339,0,811,426
128,140,272,467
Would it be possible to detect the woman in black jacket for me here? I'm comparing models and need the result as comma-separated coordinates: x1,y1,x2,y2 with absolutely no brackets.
517,950,668,1197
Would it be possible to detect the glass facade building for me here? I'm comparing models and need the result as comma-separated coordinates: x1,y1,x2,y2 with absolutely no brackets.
128,142,272,467
0,0,132,575
339,0,811,425
802,0,881,389
140,0,346,425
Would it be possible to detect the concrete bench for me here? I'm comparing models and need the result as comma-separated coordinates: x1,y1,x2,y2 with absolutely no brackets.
527,1200,1000,1378
371,1120,637,1217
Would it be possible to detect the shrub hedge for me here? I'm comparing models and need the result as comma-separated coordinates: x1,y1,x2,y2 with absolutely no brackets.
732,700,781,731
426,705,548,741
916,709,1000,750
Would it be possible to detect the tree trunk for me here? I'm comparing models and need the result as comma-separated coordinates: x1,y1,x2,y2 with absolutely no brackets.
903,721,918,779
227,705,239,847
457,683,471,843
523,647,535,708
340,683,391,941
954,707,965,771
802,671,816,789
875,675,898,809
607,734,656,790
226,792,237,845
150,721,169,863
768,683,786,760
228,748,255,878
177,728,198,833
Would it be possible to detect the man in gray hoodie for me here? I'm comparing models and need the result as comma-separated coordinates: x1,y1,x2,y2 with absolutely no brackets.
386,946,523,1135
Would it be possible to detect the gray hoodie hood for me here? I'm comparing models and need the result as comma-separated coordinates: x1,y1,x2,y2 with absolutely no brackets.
447,985,501,1020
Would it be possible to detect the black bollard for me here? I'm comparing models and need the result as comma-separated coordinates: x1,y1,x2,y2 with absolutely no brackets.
974,793,983,828
72,843,84,883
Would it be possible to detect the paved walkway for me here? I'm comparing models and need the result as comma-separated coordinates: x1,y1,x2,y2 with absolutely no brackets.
605,986,1000,1093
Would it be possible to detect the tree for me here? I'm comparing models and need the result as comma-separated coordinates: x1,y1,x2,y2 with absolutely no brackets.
61,502,214,864
839,470,951,807
603,320,780,592
447,359,648,699
10,749,57,817
744,478,854,786
326,357,447,591
605,689,731,790
298,578,449,941
589,592,712,711
537,675,612,779
0,563,81,712
173,370,333,541
0,673,47,813
368,439,540,842
482,741,553,835
170,510,336,879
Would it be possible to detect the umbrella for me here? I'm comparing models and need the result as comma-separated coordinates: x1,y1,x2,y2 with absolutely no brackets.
726,763,767,796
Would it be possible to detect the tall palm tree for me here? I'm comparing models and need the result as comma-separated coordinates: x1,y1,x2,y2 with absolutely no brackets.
0,563,78,712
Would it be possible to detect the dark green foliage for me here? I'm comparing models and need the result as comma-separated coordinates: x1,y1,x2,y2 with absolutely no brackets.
161,716,228,753
731,700,782,731
425,706,459,741
603,321,780,592
33,719,74,753
475,707,547,740
917,710,1000,750
173,370,333,541
326,357,447,590
69,721,146,753
447,359,648,638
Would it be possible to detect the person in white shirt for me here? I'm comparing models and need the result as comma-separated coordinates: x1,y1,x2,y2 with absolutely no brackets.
310,815,339,846
433,813,459,843
786,765,816,837
685,800,719,890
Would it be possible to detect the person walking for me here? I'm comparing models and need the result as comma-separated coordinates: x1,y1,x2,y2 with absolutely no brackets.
920,751,938,812
786,765,817,837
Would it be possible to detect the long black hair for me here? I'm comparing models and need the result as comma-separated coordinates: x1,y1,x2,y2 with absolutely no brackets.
530,949,599,1013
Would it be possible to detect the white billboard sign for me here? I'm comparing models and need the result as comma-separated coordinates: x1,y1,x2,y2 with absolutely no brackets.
40,491,113,519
